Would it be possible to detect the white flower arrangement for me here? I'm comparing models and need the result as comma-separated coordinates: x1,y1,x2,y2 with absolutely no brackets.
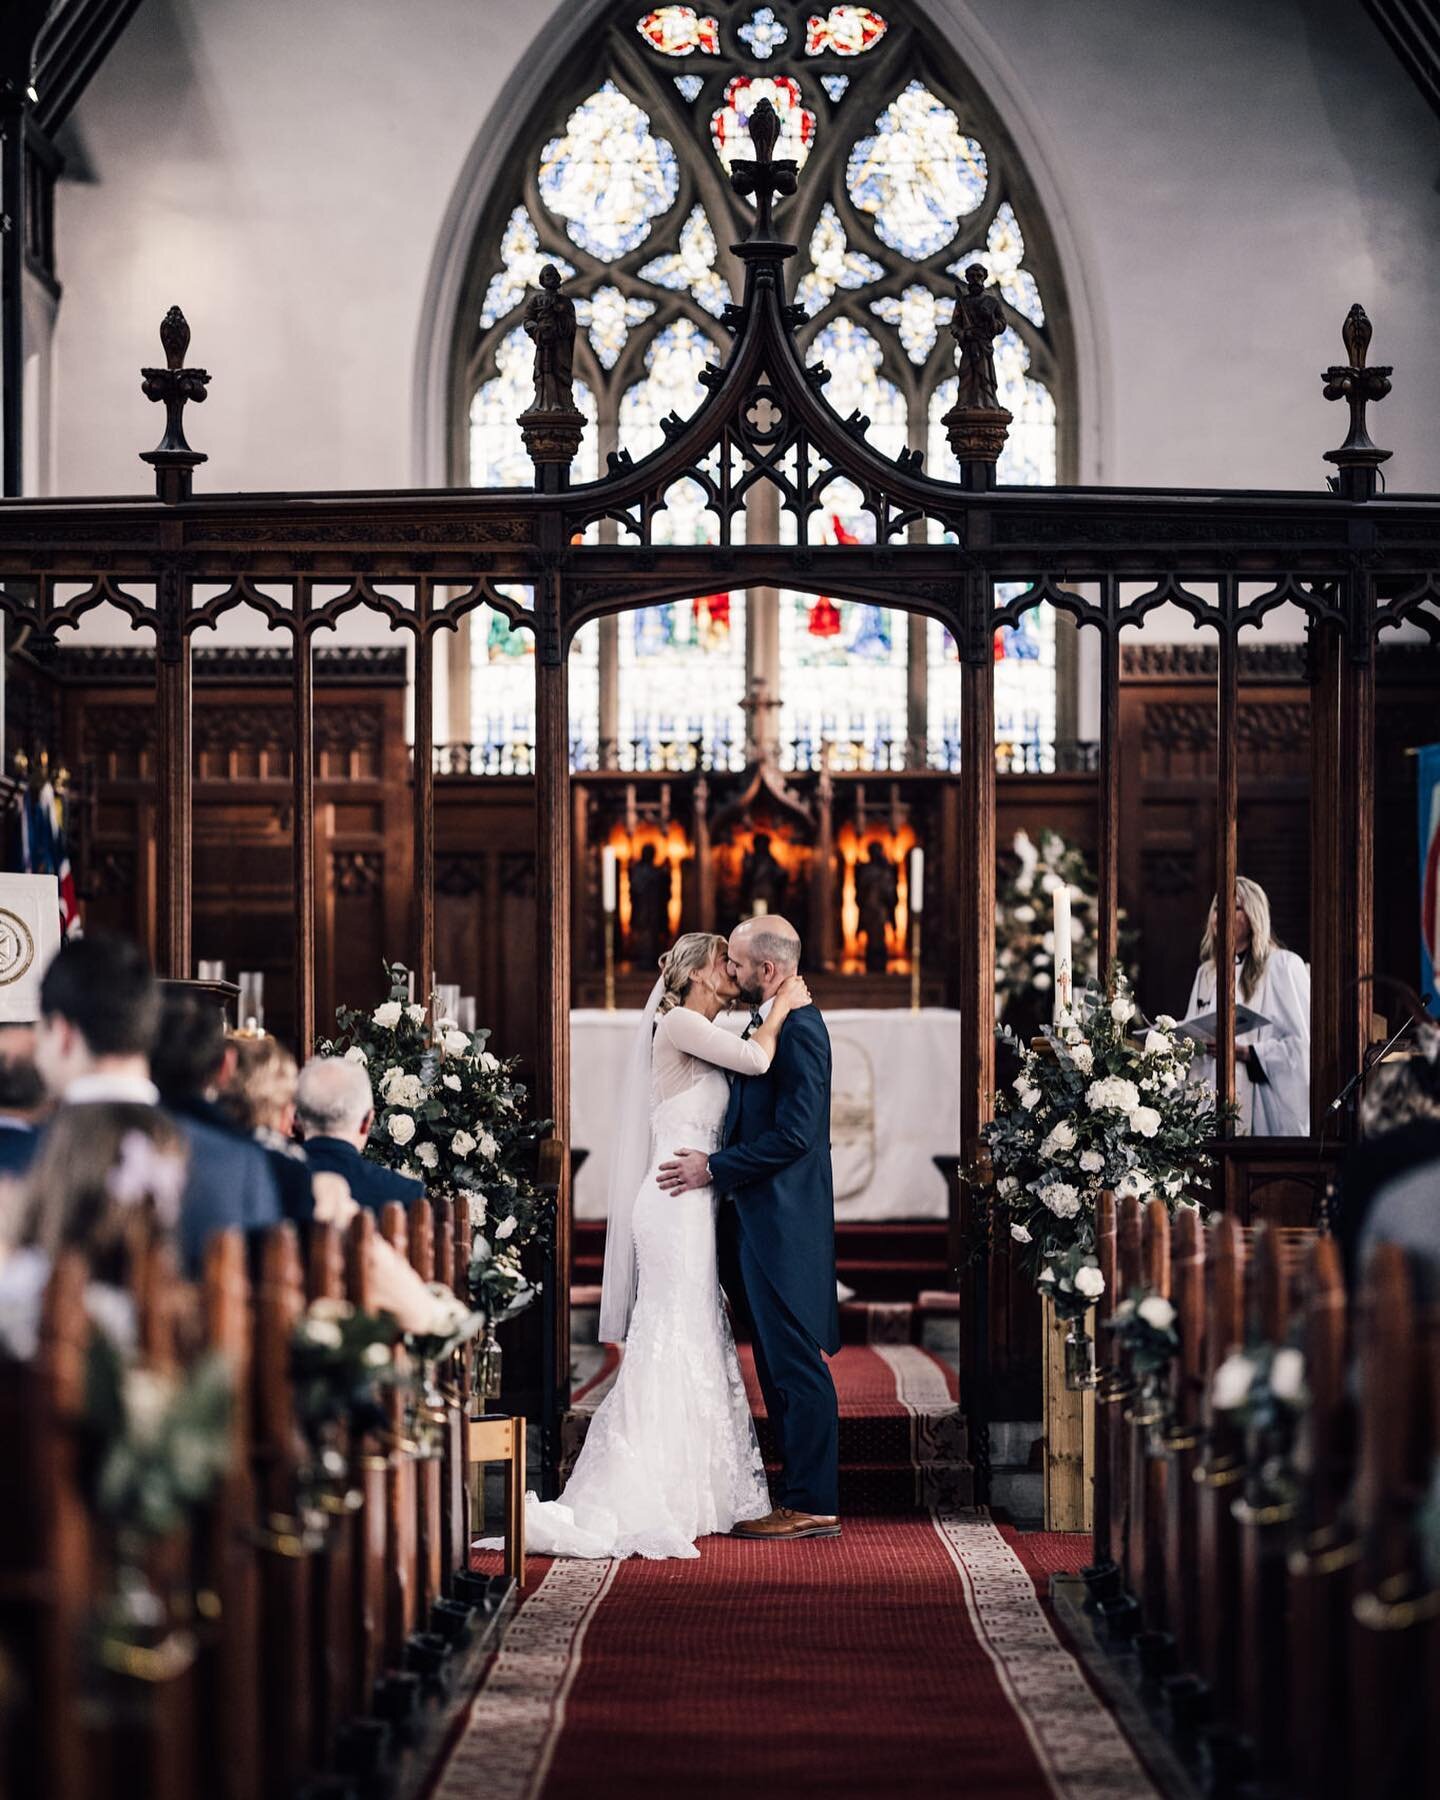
977,971,1222,1309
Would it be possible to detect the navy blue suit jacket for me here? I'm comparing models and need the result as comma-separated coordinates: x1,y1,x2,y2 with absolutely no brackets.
0,1122,38,1177
707,1005,840,1355
174,1116,282,1276
303,1137,424,1215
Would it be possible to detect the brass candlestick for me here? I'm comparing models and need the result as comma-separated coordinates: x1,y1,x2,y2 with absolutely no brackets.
603,913,616,1011
910,916,922,1013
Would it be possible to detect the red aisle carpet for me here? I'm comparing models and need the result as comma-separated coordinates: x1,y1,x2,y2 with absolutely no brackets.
443,1514,1160,1799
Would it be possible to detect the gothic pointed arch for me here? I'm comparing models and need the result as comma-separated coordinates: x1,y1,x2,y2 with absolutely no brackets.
446,1,1079,771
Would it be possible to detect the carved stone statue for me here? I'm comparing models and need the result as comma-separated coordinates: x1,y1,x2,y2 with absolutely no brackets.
949,263,1006,413
523,264,581,416
742,831,789,918
855,843,899,973
625,842,669,970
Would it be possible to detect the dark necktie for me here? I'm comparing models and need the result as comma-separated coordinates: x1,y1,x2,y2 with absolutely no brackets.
743,1006,763,1040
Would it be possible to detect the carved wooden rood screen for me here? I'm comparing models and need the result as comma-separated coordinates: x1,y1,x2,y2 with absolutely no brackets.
1,105,1438,1404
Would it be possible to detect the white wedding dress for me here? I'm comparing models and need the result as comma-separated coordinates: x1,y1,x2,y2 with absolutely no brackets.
484,1006,772,1560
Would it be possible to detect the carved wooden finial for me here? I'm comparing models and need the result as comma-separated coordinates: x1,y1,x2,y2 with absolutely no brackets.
140,306,210,503
730,98,798,249
1322,302,1392,500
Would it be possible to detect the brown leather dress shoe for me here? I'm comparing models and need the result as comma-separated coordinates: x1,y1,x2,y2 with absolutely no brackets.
732,1507,842,1540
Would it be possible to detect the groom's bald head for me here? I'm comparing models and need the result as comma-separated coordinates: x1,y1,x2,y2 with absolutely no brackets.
727,915,801,1003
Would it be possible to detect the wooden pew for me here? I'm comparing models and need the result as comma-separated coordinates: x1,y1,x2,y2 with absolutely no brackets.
305,1220,358,1773
345,1209,390,1723
1285,1234,1354,1800
434,1196,470,1593
1195,1213,1245,1717
378,1201,420,1663
407,1197,446,1624
1128,1199,1171,1639
1102,1193,1143,1632
253,1225,316,1796
199,1231,262,1800
1088,1189,1119,1589
1163,1204,1205,1673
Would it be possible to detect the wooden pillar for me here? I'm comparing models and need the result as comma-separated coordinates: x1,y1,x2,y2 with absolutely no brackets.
1215,606,1238,1149
1338,591,1374,1109
1309,621,1342,1133
906,611,928,769
291,589,315,1057
413,600,436,998
958,578,995,1165
1096,608,1121,971
155,557,192,978
535,572,572,1409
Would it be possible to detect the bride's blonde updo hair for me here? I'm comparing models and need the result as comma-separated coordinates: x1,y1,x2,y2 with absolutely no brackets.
656,932,728,1016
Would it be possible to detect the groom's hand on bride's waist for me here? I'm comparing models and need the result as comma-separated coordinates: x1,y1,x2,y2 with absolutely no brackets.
657,1148,711,1194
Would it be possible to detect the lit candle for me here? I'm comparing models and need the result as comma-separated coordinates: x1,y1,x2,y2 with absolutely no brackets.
1053,882,1072,1021
909,847,924,915
601,847,618,915
753,898,768,916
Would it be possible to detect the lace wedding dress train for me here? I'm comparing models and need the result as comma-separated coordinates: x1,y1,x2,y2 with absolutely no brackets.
481,1010,772,1560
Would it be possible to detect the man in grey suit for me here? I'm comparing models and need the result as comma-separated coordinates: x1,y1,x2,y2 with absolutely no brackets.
34,935,280,1273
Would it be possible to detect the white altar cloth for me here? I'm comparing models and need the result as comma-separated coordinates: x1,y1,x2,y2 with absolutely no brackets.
570,1007,961,1221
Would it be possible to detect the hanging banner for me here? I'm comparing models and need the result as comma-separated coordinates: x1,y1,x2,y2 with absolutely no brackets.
1420,744,1440,1018
0,874,61,1023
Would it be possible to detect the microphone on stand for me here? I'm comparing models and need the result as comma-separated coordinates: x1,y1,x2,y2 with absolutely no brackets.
1325,991,1435,1117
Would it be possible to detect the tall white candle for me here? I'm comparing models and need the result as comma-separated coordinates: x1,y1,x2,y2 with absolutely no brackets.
909,847,924,915
1053,882,1072,1020
601,846,618,914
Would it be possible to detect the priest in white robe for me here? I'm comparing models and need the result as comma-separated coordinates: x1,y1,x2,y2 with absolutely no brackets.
1181,876,1311,1137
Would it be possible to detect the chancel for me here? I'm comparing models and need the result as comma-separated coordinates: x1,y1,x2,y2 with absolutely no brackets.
0,1,1438,1796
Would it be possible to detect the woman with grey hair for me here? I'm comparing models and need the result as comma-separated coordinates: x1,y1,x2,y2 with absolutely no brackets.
1181,875,1311,1136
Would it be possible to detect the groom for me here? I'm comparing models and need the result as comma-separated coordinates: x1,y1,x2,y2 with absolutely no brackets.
658,916,841,1539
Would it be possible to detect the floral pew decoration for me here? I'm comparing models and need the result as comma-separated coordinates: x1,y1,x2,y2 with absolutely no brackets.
975,970,1223,1387
1106,1289,1181,1450
291,1296,402,1529
322,962,554,1393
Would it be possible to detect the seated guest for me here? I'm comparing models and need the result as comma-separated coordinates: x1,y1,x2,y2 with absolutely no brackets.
33,937,279,1275
1181,875,1311,1136
0,1103,186,1359
224,1035,458,1332
1353,1033,1440,1299
296,1057,424,1214
0,1024,48,1176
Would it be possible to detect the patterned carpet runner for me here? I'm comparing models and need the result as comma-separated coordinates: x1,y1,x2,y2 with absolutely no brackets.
448,1513,1160,1799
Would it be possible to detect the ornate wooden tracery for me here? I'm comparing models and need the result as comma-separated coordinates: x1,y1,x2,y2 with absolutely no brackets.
0,104,1438,1406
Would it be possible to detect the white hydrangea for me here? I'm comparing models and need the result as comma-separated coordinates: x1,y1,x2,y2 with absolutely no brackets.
1138,1294,1176,1331
1010,1223,1032,1244
1143,1029,1171,1056
1078,1149,1105,1175
443,1030,469,1056
343,1045,368,1065
372,1001,403,1029
1041,1181,1080,1219
1129,1105,1162,1138
443,1073,462,1092
415,1142,439,1170
1040,1120,1077,1159
1086,1075,1140,1115
1111,995,1136,1025
380,1068,425,1110
1074,1265,1105,1300
1070,1043,1094,1074
387,1112,416,1146
451,1129,477,1159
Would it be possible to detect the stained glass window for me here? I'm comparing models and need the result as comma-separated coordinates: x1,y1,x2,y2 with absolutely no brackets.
847,82,987,258
539,83,680,259
463,6,1067,770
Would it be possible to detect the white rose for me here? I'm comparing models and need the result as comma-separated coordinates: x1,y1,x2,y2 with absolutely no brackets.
1111,996,1136,1025
480,1052,500,1073
1130,1105,1162,1138
1156,1014,1178,1030
478,1132,500,1161
124,1369,173,1441
1269,1346,1306,1404
451,1130,477,1158
1040,872,1062,895
372,1001,403,1029
443,1073,461,1092
444,1030,469,1056
379,1064,404,1095
1212,1352,1256,1411
1143,1029,1171,1056
1086,1076,1140,1115
1039,1265,1056,1285
407,1004,428,1025
1074,1265,1105,1300
415,1142,439,1170
1013,904,1036,924
304,1319,343,1350
343,1045,368,1065
1021,1089,1041,1111
387,1112,416,1145
1116,1168,1154,1198
1079,1149,1105,1175
1032,971,1052,989
1137,1294,1176,1332
494,1215,517,1241
1041,1120,1077,1158
1012,1072,1032,1097
1070,1044,1094,1074
1010,1223,1032,1244
1041,1182,1080,1219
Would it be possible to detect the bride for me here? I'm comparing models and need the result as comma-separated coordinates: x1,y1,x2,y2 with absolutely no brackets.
483,931,811,1560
